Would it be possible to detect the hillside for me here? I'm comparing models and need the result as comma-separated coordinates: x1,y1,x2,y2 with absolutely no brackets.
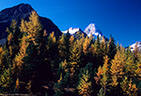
0,4,140,96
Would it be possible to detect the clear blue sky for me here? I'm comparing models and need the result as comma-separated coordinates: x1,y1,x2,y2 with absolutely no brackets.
0,0,140,46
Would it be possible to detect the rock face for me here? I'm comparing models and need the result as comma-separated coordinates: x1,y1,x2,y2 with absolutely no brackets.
62,27,87,38
0,3,61,40
130,42,141,52
62,23,102,38
84,23,102,37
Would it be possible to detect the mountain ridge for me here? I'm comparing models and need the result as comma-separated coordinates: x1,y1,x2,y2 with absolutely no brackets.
62,23,102,38
0,3,61,40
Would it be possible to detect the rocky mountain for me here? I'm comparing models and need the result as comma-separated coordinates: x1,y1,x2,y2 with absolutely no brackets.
0,3,61,41
62,27,87,39
84,23,102,37
130,41,141,52
62,23,102,38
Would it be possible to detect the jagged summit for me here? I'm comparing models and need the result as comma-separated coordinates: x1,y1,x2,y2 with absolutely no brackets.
84,23,102,37
62,27,81,35
62,23,102,38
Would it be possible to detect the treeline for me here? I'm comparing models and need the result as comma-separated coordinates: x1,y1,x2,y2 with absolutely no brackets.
0,11,141,96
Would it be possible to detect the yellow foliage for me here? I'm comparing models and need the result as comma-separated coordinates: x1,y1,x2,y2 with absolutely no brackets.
16,78,20,89
111,75,118,87
77,70,92,96
14,36,29,71
83,36,90,55
20,11,42,45
110,49,126,77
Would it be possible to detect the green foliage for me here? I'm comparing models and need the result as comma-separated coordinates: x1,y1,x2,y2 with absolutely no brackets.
97,88,105,96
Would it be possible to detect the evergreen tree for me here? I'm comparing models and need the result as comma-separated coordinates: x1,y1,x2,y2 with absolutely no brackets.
120,76,138,96
69,40,82,83
100,36,107,56
6,20,21,59
0,47,13,92
125,49,136,77
95,55,109,95
20,11,42,45
107,36,116,59
97,88,105,96
58,34,70,61
83,36,91,55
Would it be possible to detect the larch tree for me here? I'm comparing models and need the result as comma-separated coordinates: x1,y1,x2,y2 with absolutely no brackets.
107,36,116,59
77,63,93,96
20,11,42,45
83,36,91,55
95,55,110,95
58,34,70,61
110,46,126,87
69,39,82,87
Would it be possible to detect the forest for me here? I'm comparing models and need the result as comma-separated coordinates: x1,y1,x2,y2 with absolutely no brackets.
0,11,141,96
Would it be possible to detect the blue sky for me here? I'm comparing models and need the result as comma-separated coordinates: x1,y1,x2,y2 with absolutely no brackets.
0,0,140,46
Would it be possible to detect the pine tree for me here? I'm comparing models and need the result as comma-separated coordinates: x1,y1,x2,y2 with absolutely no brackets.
121,77,138,96
69,40,82,80
0,65,12,92
101,56,109,90
0,45,14,92
20,11,42,45
58,34,70,61
12,11,43,92
77,63,93,96
83,36,91,55
95,55,109,95
107,36,116,59
125,49,136,77
100,36,107,56
110,46,126,86
46,32,58,73
13,35,29,91
94,36,100,55
136,54,141,78
97,87,106,96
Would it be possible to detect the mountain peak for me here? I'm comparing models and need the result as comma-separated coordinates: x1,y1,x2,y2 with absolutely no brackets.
0,3,34,39
130,41,141,51
0,3,61,40
0,3,34,23
84,23,102,37
62,27,81,35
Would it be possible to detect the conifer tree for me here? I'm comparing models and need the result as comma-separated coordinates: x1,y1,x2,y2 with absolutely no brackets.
97,88,106,96
69,40,81,78
107,36,116,59
136,54,141,78
13,11,43,92
58,34,70,61
120,76,138,96
0,47,13,92
83,36,90,55
100,36,107,56
13,35,29,91
95,55,109,95
125,49,136,77
77,63,93,96
46,32,58,71
20,11,42,45
94,36,100,55
110,46,126,86
69,35,75,47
